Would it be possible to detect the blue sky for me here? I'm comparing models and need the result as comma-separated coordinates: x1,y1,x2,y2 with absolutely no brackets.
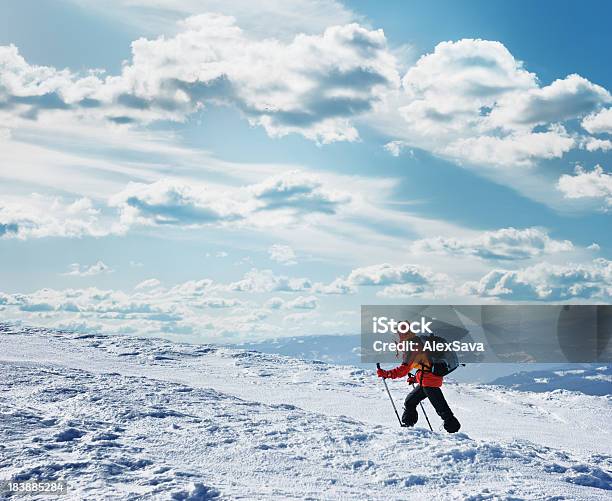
0,0,610,343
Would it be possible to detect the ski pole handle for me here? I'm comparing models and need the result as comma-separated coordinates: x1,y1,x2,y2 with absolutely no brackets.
376,363,381,369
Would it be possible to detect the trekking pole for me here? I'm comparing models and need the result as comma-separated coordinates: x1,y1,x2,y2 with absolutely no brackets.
412,382,433,431
377,363,404,427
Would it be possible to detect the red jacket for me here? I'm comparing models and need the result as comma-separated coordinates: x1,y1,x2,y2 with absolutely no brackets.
383,334,443,387
384,364,443,387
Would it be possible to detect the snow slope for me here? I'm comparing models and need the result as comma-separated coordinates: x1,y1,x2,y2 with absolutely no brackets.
1,324,611,500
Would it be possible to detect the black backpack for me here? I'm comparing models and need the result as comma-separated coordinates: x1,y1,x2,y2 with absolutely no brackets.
418,335,460,376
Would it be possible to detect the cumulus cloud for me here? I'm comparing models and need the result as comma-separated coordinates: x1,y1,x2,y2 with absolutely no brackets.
1,15,399,143
0,277,291,340
347,263,436,286
251,170,352,216
268,244,297,265
3,20,608,172
284,295,319,309
315,263,450,298
383,140,410,157
109,179,246,228
10,287,164,316
463,259,611,301
557,165,612,209
168,279,215,298
1,265,355,340
198,297,241,308
264,296,323,313
381,39,610,168
64,261,114,277
412,227,573,261
441,126,575,168
314,277,357,295
110,171,352,231
265,297,285,309
582,107,612,135
228,268,312,293
488,74,610,128
376,283,432,298
580,136,612,152
0,195,116,239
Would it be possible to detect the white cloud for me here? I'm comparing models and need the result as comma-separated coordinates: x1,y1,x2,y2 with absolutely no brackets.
65,261,114,277
580,136,612,152
383,140,409,157
268,244,297,265
582,107,612,135
250,170,352,216
314,263,451,298
284,295,318,310
1,18,609,193
401,39,536,108
347,263,437,286
312,263,450,297
109,178,247,228
168,279,215,298
557,165,612,209
463,259,611,301
109,171,353,232
314,278,357,295
265,297,285,309
488,74,610,128
376,283,431,298
228,268,312,293
441,126,575,168
412,227,573,261
0,194,117,239
199,297,241,308
0,269,337,341
4,252,609,341
134,278,162,290
1,15,399,144
377,39,610,169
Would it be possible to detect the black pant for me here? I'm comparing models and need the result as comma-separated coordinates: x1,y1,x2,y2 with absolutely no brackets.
402,385,454,426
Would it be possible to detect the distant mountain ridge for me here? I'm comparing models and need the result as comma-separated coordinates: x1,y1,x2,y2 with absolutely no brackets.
491,365,612,396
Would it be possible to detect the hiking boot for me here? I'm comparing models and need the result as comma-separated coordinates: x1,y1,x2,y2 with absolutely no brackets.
402,407,418,427
443,415,461,433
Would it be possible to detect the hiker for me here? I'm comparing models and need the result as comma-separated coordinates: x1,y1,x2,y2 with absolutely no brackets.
376,323,461,433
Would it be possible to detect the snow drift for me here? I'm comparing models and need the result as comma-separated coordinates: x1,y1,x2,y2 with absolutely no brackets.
0,324,610,499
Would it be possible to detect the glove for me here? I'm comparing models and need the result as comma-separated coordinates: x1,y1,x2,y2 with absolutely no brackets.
407,374,417,385
377,368,389,379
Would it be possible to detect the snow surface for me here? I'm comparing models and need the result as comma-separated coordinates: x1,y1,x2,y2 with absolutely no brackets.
1,324,611,500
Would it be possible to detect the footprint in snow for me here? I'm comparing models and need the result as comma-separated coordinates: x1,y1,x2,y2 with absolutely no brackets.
351,459,375,471
171,482,220,500
54,428,86,442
